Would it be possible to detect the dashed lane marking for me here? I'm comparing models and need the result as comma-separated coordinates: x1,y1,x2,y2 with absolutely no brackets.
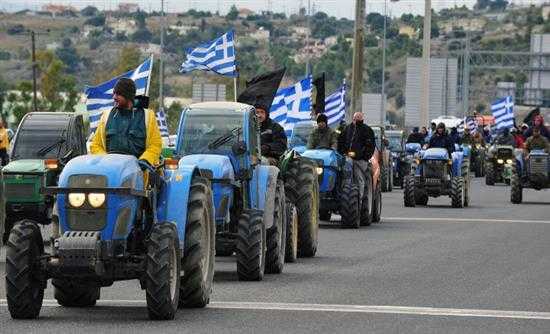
1,299,549,320
382,217,550,224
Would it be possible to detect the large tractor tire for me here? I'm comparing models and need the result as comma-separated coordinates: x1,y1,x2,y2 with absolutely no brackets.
5,220,45,319
236,209,266,281
461,161,470,207
146,223,181,320
371,182,382,223
360,172,373,227
179,177,215,308
485,162,495,186
3,218,15,245
340,183,360,228
319,209,331,221
474,157,484,177
403,176,416,207
380,167,389,192
510,165,522,204
284,159,318,258
284,200,298,263
266,180,286,274
388,168,393,192
451,177,465,208
53,280,100,307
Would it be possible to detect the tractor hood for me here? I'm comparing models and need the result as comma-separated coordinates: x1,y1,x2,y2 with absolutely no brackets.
422,148,449,160
2,159,46,174
58,154,143,188
301,149,339,168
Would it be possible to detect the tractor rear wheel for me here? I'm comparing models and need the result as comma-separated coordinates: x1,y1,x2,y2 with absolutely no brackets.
236,210,266,281
461,161,470,207
371,182,382,223
451,177,465,208
284,158,318,258
485,162,495,185
266,180,286,274
53,280,100,307
146,223,181,320
179,177,215,308
284,200,298,263
319,209,331,221
360,172,373,227
340,183,360,228
403,176,416,207
388,168,393,192
510,165,522,204
5,220,45,319
380,167,389,192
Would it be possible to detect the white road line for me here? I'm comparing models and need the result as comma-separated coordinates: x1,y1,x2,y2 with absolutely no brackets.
1,299,549,320
382,217,550,224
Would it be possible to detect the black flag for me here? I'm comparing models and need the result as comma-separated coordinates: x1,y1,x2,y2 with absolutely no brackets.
237,68,286,112
313,73,325,115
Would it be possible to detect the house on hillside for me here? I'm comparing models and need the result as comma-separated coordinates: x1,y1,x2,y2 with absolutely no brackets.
250,27,270,42
238,8,254,19
169,24,197,35
42,4,76,17
108,19,137,35
324,36,338,47
398,24,417,39
119,3,139,13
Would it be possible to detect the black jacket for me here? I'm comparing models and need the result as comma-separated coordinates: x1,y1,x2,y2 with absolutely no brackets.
428,132,454,157
339,122,376,161
260,118,287,159
407,132,425,144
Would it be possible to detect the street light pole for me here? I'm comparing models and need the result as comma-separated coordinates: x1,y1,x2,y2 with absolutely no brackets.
31,30,37,111
420,0,432,127
350,0,366,120
380,0,387,125
159,0,165,111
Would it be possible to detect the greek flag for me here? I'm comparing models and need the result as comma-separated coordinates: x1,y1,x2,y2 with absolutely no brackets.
325,83,346,127
458,116,478,135
85,57,153,133
491,96,515,130
270,76,312,136
179,30,237,77
156,108,169,138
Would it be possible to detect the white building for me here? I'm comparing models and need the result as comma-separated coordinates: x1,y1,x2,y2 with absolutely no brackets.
249,27,270,42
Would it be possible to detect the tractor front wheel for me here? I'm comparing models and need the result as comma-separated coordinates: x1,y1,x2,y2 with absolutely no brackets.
340,183,360,228
236,210,266,281
284,200,298,263
451,177,465,208
146,223,181,320
403,176,416,207
5,220,45,319
371,182,382,223
510,166,522,204
485,162,495,185
266,180,286,274
179,177,215,308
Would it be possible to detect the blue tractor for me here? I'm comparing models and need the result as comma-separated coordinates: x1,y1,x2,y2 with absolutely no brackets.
175,102,288,280
510,149,549,203
403,147,468,208
5,153,216,320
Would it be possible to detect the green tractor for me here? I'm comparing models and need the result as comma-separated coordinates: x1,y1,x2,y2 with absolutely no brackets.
1,112,87,244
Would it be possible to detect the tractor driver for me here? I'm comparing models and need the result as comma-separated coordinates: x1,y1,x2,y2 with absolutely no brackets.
525,127,550,154
427,122,455,157
256,106,287,165
90,78,162,170
308,113,337,150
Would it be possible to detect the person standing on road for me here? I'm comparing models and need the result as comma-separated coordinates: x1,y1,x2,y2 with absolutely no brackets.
308,113,337,149
0,119,10,166
427,122,454,157
339,112,376,202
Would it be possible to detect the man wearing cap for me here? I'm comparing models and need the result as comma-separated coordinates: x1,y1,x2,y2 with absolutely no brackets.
308,113,337,150
406,127,425,144
90,78,162,169
256,107,287,163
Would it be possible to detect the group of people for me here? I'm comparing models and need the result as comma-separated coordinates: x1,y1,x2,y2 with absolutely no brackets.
405,114,549,156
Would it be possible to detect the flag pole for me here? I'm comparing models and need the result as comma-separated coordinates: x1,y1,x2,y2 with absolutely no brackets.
145,54,154,97
234,76,238,102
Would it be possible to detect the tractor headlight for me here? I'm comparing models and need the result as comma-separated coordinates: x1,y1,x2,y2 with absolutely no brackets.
68,193,86,208
506,159,513,164
316,167,323,175
497,159,504,164
88,193,106,208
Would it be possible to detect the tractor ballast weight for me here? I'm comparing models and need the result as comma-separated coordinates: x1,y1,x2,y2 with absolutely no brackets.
175,102,286,279
404,148,469,208
510,150,549,204
5,153,216,320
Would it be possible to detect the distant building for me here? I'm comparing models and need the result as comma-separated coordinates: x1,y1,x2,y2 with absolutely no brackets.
42,4,76,17
169,24,197,35
238,8,254,19
108,19,137,35
292,26,311,38
118,3,139,13
250,27,270,42
398,25,417,39
323,36,338,47
140,43,161,55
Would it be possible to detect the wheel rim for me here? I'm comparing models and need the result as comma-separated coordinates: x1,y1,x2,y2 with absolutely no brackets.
169,246,177,300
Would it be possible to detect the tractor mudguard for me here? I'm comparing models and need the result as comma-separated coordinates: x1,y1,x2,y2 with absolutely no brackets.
250,165,279,229
157,164,203,250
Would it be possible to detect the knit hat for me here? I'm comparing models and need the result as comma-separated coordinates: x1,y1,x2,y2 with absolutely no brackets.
317,113,328,124
113,78,136,102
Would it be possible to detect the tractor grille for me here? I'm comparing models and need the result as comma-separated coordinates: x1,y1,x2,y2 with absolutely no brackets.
5,183,36,198
497,148,513,159
423,160,446,179
529,156,548,175
67,208,107,231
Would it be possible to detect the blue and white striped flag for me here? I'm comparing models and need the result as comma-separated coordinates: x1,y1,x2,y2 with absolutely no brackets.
325,83,346,127
270,76,312,136
85,57,153,133
466,116,478,133
156,108,169,138
179,30,237,77
491,96,515,130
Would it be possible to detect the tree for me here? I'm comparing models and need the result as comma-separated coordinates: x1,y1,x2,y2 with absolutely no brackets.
226,5,239,20
131,28,153,43
60,76,79,112
80,6,98,17
55,38,80,73
85,15,105,27
36,51,65,111
0,74,8,120
112,47,142,76
166,101,182,133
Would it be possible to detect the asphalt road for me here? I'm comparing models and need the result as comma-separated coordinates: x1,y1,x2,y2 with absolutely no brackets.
1,178,549,333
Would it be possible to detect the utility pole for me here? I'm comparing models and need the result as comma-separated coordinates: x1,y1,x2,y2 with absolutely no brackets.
31,31,37,111
420,0,431,127
305,0,311,75
380,0,388,125
159,0,165,111
462,31,471,117
350,0,365,120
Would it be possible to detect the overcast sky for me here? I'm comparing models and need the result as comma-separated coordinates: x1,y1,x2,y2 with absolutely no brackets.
2,0,548,18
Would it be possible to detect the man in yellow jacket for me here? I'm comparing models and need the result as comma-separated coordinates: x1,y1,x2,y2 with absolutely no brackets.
0,120,10,166
90,78,162,169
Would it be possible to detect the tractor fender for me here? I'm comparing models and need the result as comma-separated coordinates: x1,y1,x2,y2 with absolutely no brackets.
251,165,279,229
451,152,463,177
157,164,204,250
